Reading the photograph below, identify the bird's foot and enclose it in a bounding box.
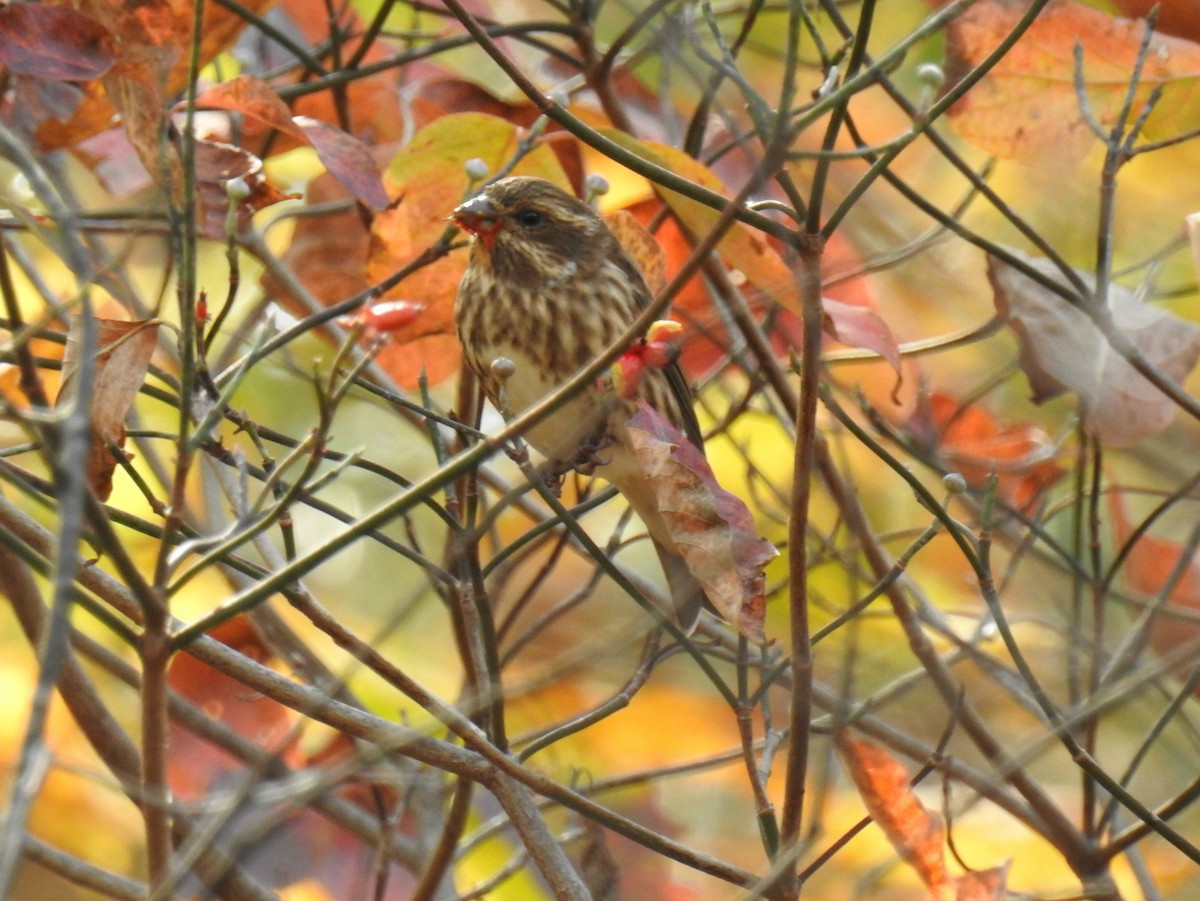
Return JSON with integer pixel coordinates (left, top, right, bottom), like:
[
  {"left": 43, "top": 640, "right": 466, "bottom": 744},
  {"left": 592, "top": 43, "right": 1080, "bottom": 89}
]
[
  {"left": 567, "top": 430, "right": 614, "bottom": 477},
  {"left": 536, "top": 460, "right": 566, "bottom": 497},
  {"left": 537, "top": 431, "right": 614, "bottom": 492}
]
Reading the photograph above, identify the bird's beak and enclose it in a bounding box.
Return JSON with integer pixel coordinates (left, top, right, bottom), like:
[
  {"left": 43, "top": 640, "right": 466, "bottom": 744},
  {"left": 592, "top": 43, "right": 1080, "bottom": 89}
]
[{"left": 453, "top": 194, "right": 502, "bottom": 251}]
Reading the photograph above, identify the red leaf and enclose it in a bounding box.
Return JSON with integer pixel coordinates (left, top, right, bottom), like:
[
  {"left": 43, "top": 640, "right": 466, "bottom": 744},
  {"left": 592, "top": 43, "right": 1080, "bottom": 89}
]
[
  {"left": 194, "top": 75, "right": 302, "bottom": 138},
  {"left": 193, "top": 77, "right": 389, "bottom": 211},
  {"left": 0, "top": 4, "right": 115, "bottom": 81},
  {"left": 625, "top": 405, "right": 777, "bottom": 640}
]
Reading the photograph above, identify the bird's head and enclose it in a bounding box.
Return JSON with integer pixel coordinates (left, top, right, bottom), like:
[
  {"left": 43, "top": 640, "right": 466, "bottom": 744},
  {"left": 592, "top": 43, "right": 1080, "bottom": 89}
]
[{"left": 452, "top": 177, "right": 608, "bottom": 283}]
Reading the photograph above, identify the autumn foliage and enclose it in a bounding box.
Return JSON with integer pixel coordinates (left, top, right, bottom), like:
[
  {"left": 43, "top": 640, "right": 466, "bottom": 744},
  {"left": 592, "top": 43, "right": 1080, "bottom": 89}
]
[{"left": 4, "top": 1, "right": 1200, "bottom": 900}]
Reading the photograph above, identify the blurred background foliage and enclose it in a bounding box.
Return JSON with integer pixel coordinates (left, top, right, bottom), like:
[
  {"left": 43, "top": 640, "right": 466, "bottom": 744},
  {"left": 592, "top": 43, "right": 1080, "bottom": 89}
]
[{"left": 3, "top": 0, "right": 1200, "bottom": 899}]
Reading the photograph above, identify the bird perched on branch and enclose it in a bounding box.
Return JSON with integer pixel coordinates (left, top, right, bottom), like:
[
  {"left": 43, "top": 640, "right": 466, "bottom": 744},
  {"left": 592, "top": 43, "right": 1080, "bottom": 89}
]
[{"left": 453, "top": 175, "right": 707, "bottom": 631}]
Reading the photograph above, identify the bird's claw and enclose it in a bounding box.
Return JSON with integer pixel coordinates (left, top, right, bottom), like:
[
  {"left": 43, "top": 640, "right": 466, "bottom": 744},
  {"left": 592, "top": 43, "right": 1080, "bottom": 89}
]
[
  {"left": 569, "top": 430, "right": 614, "bottom": 476},
  {"left": 536, "top": 460, "right": 566, "bottom": 497},
  {"left": 537, "top": 431, "right": 614, "bottom": 492}
]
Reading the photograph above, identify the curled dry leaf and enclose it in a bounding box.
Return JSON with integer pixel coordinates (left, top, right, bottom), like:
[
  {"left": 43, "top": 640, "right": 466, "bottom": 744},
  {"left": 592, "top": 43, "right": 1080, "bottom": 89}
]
[
  {"left": 944, "top": 0, "right": 1200, "bottom": 163},
  {"left": 624, "top": 404, "right": 776, "bottom": 641},
  {"left": 57, "top": 315, "right": 160, "bottom": 501},
  {"left": 988, "top": 249, "right": 1200, "bottom": 447}
]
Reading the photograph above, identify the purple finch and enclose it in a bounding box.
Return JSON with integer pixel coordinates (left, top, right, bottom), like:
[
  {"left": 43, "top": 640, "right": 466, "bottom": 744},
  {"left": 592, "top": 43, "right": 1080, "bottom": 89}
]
[{"left": 453, "top": 176, "right": 707, "bottom": 631}]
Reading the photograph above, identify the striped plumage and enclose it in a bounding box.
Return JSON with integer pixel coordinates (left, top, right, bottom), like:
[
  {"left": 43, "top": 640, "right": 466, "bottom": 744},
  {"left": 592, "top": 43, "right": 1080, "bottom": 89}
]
[{"left": 453, "top": 176, "right": 706, "bottom": 630}]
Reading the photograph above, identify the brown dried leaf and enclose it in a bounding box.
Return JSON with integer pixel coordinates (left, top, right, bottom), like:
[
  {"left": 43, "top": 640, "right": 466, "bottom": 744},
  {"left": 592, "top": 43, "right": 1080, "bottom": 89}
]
[
  {"left": 58, "top": 316, "right": 159, "bottom": 500},
  {"left": 989, "top": 249, "right": 1200, "bottom": 446},
  {"left": 625, "top": 404, "right": 776, "bottom": 641},
  {"left": 944, "top": 0, "right": 1200, "bottom": 162},
  {"left": 0, "top": 4, "right": 115, "bottom": 81}
]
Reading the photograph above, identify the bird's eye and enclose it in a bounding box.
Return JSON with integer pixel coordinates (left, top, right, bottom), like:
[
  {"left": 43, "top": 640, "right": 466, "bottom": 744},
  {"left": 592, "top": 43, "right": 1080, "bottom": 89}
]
[{"left": 515, "top": 209, "right": 543, "bottom": 228}]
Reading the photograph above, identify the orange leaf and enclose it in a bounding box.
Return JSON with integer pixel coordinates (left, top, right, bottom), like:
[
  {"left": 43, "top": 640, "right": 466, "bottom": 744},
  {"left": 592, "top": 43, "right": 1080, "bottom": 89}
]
[
  {"left": 605, "top": 209, "right": 668, "bottom": 294},
  {"left": 624, "top": 404, "right": 776, "bottom": 640},
  {"left": 601, "top": 131, "right": 802, "bottom": 310},
  {"left": 57, "top": 315, "right": 159, "bottom": 501},
  {"left": 909, "top": 392, "right": 1065, "bottom": 511},
  {"left": 1110, "top": 488, "right": 1200, "bottom": 661},
  {"left": 837, "top": 733, "right": 954, "bottom": 896},
  {"left": 944, "top": 0, "right": 1200, "bottom": 162},
  {"left": 194, "top": 75, "right": 304, "bottom": 140}
]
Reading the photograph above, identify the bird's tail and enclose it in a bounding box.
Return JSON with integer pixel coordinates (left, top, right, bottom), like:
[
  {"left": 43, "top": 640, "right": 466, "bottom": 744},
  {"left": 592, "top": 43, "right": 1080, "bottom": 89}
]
[{"left": 652, "top": 539, "right": 705, "bottom": 634}]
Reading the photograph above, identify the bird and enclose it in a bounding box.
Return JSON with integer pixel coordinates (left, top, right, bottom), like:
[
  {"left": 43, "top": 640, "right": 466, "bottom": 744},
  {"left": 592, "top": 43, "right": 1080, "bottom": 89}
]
[{"left": 452, "top": 175, "right": 707, "bottom": 632}]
